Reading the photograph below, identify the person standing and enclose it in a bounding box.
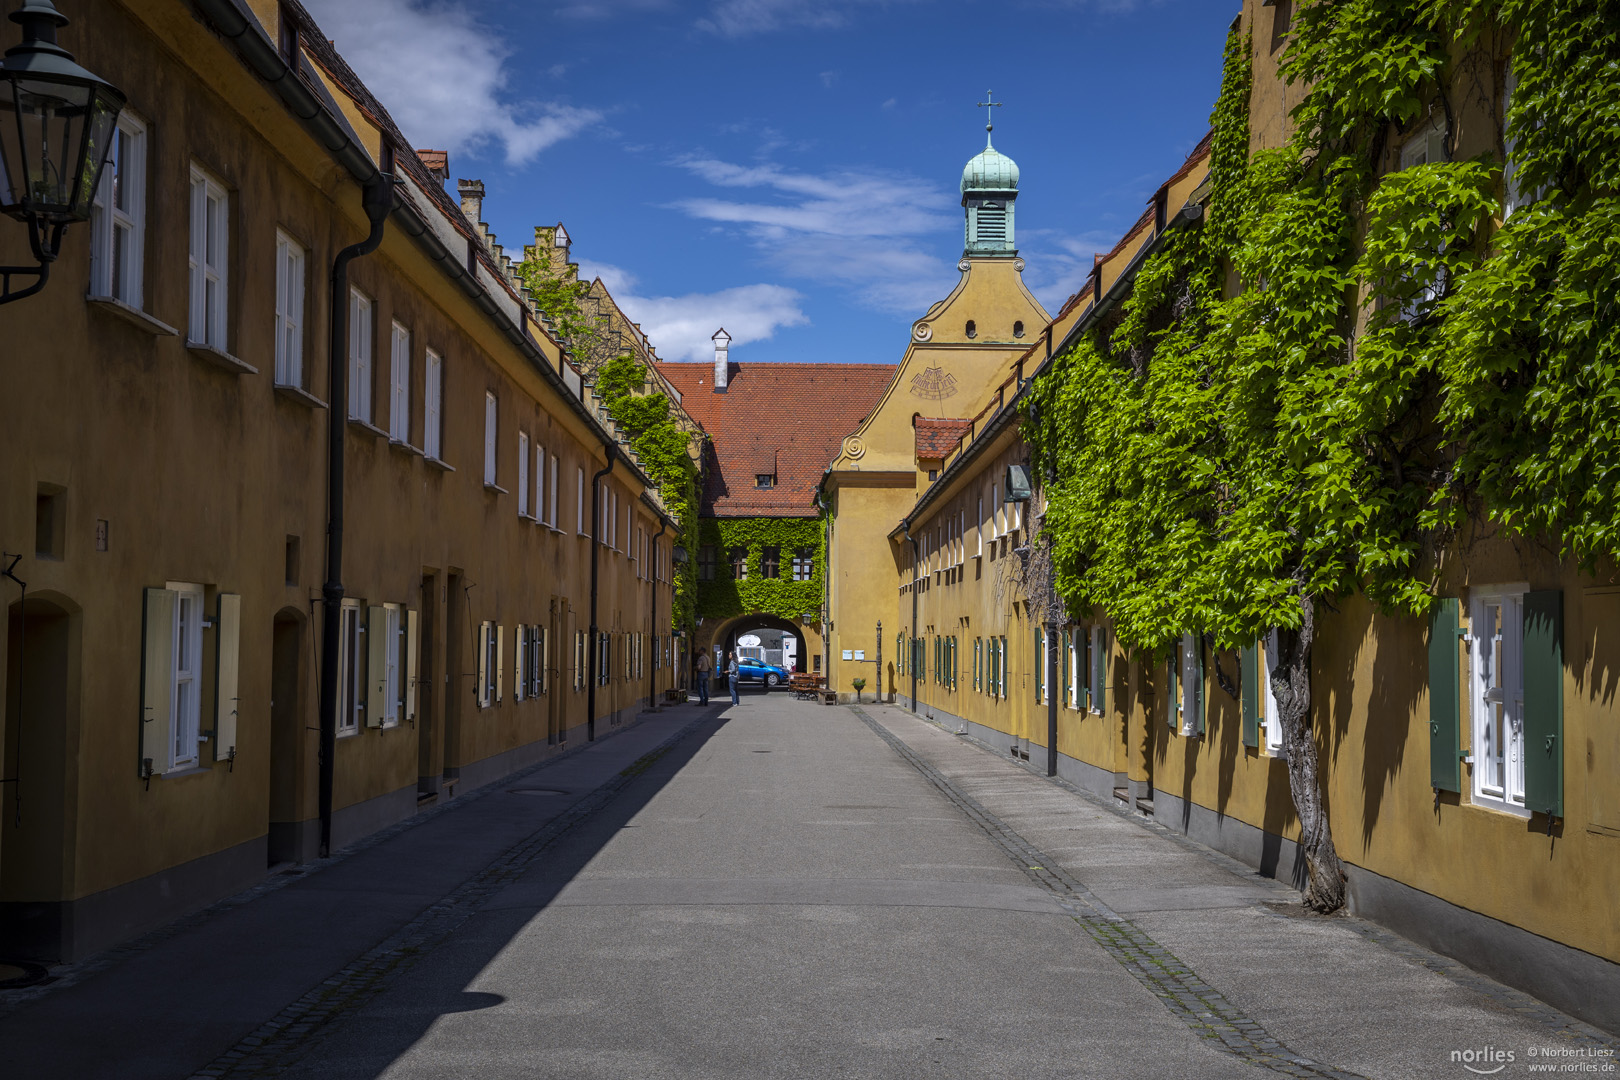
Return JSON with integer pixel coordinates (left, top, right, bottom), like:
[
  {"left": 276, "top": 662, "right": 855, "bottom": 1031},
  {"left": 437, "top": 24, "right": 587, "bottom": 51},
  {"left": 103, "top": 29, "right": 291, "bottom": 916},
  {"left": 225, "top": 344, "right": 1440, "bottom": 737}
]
[
  {"left": 727, "top": 651, "right": 741, "bottom": 705},
  {"left": 695, "top": 649, "right": 712, "bottom": 705}
]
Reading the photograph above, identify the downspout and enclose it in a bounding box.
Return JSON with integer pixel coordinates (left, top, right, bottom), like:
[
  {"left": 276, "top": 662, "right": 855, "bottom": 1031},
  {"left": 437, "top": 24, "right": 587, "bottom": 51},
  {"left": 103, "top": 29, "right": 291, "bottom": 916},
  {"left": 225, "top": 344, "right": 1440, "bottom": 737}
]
[
  {"left": 1047, "top": 621, "right": 1059, "bottom": 777},
  {"left": 905, "top": 526, "right": 920, "bottom": 713},
  {"left": 586, "top": 446, "right": 618, "bottom": 741},
  {"left": 650, "top": 517, "right": 667, "bottom": 712},
  {"left": 318, "top": 176, "right": 394, "bottom": 859}
]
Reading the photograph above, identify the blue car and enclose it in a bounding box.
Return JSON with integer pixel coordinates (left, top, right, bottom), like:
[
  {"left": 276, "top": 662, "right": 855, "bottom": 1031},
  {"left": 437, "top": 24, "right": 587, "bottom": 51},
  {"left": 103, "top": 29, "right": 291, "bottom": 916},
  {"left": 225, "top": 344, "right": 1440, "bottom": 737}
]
[{"left": 735, "top": 657, "right": 791, "bottom": 689}]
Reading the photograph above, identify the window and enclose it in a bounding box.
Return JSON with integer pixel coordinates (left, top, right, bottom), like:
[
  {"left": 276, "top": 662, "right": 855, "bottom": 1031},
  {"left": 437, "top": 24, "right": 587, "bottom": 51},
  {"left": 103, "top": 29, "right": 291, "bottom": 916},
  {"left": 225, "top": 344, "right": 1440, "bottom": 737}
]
[
  {"left": 1169, "top": 632, "right": 1203, "bottom": 735},
  {"left": 1501, "top": 61, "right": 1540, "bottom": 218},
  {"left": 338, "top": 600, "right": 363, "bottom": 735},
  {"left": 1013, "top": 320, "right": 1024, "bottom": 339},
  {"left": 534, "top": 445, "right": 545, "bottom": 523},
  {"left": 273, "top": 232, "right": 305, "bottom": 386},
  {"left": 577, "top": 468, "right": 586, "bottom": 534},
  {"left": 756, "top": 474, "right": 774, "bottom": 489},
  {"left": 762, "top": 546, "right": 780, "bottom": 579},
  {"left": 483, "top": 393, "right": 499, "bottom": 485},
  {"left": 349, "top": 288, "right": 373, "bottom": 421},
  {"left": 518, "top": 432, "right": 531, "bottom": 517},
  {"left": 729, "top": 546, "right": 747, "bottom": 580},
  {"left": 527, "top": 625, "right": 546, "bottom": 696},
  {"left": 477, "top": 621, "right": 498, "bottom": 708},
  {"left": 1090, "top": 626, "right": 1107, "bottom": 715},
  {"left": 1269, "top": 0, "right": 1293, "bottom": 52},
  {"left": 1261, "top": 630, "right": 1283, "bottom": 755},
  {"left": 698, "top": 545, "right": 716, "bottom": 581},
  {"left": 974, "top": 637, "right": 982, "bottom": 692},
  {"left": 976, "top": 497, "right": 984, "bottom": 556},
  {"left": 379, "top": 604, "right": 404, "bottom": 728},
  {"left": 1034, "top": 628, "right": 1045, "bottom": 703},
  {"left": 389, "top": 323, "right": 411, "bottom": 442},
  {"left": 91, "top": 112, "right": 146, "bottom": 305},
  {"left": 188, "top": 166, "right": 229, "bottom": 348},
  {"left": 424, "top": 349, "right": 443, "bottom": 459},
  {"left": 548, "top": 454, "right": 559, "bottom": 526},
  {"left": 791, "top": 547, "right": 813, "bottom": 581},
  {"left": 574, "top": 630, "right": 586, "bottom": 691},
  {"left": 965, "top": 319, "right": 977, "bottom": 339},
  {"left": 597, "top": 632, "right": 611, "bottom": 686},
  {"left": 1469, "top": 586, "right": 1528, "bottom": 815},
  {"left": 515, "top": 624, "right": 527, "bottom": 701},
  {"left": 167, "top": 582, "right": 204, "bottom": 767}
]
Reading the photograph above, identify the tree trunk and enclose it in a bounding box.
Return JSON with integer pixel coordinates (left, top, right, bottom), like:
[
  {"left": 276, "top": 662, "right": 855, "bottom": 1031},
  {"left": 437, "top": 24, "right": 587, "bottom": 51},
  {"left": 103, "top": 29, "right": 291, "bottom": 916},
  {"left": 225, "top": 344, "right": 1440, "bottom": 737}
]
[{"left": 1270, "top": 594, "right": 1348, "bottom": 913}]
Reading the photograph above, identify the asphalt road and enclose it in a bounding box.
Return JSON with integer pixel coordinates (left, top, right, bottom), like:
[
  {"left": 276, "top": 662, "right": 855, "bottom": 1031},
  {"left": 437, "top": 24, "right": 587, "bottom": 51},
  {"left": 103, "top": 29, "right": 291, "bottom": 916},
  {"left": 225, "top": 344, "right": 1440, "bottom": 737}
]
[{"left": 4, "top": 693, "right": 1614, "bottom": 1079}]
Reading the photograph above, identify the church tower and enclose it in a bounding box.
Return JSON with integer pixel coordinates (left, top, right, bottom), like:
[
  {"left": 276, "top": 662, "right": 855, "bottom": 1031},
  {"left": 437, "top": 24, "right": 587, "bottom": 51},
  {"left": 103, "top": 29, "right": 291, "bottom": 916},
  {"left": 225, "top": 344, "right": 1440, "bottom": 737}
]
[{"left": 961, "top": 93, "right": 1020, "bottom": 257}]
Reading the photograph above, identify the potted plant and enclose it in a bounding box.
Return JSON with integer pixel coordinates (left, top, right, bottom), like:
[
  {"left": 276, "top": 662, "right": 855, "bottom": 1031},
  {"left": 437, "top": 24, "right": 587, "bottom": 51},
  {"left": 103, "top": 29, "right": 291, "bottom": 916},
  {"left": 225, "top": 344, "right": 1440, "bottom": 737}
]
[{"left": 851, "top": 677, "right": 866, "bottom": 703}]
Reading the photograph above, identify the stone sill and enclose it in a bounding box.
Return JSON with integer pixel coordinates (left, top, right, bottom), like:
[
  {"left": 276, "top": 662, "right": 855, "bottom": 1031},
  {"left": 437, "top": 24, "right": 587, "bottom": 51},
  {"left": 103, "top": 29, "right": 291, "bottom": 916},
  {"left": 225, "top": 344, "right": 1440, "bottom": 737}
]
[
  {"left": 483, "top": 481, "right": 508, "bottom": 496},
  {"left": 389, "top": 439, "right": 424, "bottom": 458},
  {"left": 87, "top": 294, "right": 177, "bottom": 336},
  {"left": 187, "top": 341, "right": 257, "bottom": 375},
  {"left": 347, "top": 417, "right": 388, "bottom": 439},
  {"left": 273, "top": 383, "right": 327, "bottom": 409},
  {"left": 425, "top": 457, "right": 456, "bottom": 473}
]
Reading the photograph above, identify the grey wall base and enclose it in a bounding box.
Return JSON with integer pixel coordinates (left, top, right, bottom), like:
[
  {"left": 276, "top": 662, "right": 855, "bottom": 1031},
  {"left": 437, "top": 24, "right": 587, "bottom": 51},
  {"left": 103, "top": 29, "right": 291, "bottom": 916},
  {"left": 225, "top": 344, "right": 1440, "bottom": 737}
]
[
  {"left": 896, "top": 699, "right": 1620, "bottom": 1036},
  {"left": 1, "top": 834, "right": 266, "bottom": 962}
]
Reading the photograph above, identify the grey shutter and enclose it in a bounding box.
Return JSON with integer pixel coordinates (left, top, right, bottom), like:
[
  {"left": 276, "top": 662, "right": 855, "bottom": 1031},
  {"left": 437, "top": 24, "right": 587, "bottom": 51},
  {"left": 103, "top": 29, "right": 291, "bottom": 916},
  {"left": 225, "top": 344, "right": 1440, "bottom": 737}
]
[
  {"left": 367, "top": 606, "right": 386, "bottom": 727},
  {"left": 215, "top": 592, "right": 241, "bottom": 761},
  {"left": 1241, "top": 641, "right": 1260, "bottom": 748},
  {"left": 140, "top": 587, "right": 177, "bottom": 775},
  {"left": 1428, "top": 598, "right": 1462, "bottom": 792},
  {"left": 1523, "top": 590, "right": 1564, "bottom": 819}
]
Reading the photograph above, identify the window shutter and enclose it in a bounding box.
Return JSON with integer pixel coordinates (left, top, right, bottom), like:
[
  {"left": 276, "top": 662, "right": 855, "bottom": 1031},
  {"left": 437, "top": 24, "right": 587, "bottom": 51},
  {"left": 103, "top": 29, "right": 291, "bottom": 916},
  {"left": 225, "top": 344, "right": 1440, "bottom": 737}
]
[
  {"left": 477, "top": 624, "right": 490, "bottom": 707},
  {"left": 1428, "top": 598, "right": 1462, "bottom": 792},
  {"left": 1061, "top": 630, "right": 1071, "bottom": 706},
  {"left": 366, "top": 606, "right": 386, "bottom": 727},
  {"left": 514, "top": 625, "right": 526, "bottom": 701},
  {"left": 518, "top": 434, "right": 530, "bottom": 516},
  {"left": 140, "top": 587, "right": 177, "bottom": 775},
  {"left": 188, "top": 178, "right": 206, "bottom": 341},
  {"left": 1241, "top": 641, "right": 1259, "bottom": 748},
  {"left": 1523, "top": 590, "right": 1564, "bottom": 819},
  {"left": 1093, "top": 629, "right": 1106, "bottom": 716},
  {"left": 289, "top": 246, "right": 305, "bottom": 382},
  {"left": 214, "top": 592, "right": 241, "bottom": 761},
  {"left": 405, "top": 608, "right": 419, "bottom": 721},
  {"left": 496, "top": 624, "right": 505, "bottom": 703}
]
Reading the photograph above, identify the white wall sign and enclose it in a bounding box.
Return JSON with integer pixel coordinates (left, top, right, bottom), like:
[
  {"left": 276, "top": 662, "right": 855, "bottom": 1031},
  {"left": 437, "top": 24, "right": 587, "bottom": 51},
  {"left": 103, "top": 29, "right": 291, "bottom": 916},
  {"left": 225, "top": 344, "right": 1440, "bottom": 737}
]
[{"left": 842, "top": 649, "right": 853, "bottom": 660}]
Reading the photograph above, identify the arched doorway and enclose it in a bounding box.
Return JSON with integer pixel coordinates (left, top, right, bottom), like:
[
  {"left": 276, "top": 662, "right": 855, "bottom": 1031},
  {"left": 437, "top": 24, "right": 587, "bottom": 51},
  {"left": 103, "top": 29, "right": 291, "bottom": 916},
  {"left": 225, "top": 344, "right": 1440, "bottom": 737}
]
[
  {"left": 702, "top": 613, "right": 813, "bottom": 678},
  {"left": 3, "top": 592, "right": 81, "bottom": 961}
]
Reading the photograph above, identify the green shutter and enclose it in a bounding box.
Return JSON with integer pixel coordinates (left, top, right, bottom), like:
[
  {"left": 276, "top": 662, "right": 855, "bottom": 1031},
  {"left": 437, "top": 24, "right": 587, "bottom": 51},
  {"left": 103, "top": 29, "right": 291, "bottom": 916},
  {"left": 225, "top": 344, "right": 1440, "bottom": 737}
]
[
  {"left": 1428, "top": 598, "right": 1462, "bottom": 793},
  {"left": 1523, "top": 590, "right": 1564, "bottom": 819},
  {"left": 1241, "top": 641, "right": 1259, "bottom": 748}
]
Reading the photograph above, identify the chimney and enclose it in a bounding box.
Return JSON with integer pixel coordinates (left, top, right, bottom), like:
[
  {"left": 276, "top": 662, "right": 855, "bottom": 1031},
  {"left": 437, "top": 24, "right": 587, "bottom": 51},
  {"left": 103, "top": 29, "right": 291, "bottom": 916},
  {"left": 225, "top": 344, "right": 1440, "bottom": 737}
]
[
  {"left": 712, "top": 327, "right": 732, "bottom": 392},
  {"left": 418, "top": 149, "right": 449, "bottom": 185},
  {"left": 458, "top": 178, "right": 485, "bottom": 229}
]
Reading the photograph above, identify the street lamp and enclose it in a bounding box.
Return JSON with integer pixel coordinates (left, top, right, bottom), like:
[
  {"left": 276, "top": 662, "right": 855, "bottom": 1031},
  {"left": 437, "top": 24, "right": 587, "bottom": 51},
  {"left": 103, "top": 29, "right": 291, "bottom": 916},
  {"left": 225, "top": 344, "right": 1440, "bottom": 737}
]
[{"left": 0, "top": 0, "right": 125, "bottom": 305}]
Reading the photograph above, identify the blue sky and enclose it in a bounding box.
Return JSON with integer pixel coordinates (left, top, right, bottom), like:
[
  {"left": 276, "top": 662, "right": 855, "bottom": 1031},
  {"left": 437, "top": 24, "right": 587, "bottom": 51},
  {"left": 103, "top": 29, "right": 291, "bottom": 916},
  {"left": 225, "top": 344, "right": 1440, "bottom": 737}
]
[{"left": 300, "top": 0, "right": 1237, "bottom": 365}]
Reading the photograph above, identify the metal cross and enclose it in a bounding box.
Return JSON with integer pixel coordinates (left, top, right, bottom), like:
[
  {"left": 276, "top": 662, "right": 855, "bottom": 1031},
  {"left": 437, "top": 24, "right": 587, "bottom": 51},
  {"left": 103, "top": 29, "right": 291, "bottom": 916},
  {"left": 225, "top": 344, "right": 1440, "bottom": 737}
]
[{"left": 978, "top": 90, "right": 1002, "bottom": 134}]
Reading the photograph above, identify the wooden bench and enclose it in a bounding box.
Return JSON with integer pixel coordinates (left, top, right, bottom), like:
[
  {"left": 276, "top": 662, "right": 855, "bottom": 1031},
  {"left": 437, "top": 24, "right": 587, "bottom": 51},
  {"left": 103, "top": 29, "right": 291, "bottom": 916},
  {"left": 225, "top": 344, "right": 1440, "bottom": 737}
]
[{"left": 789, "top": 673, "right": 822, "bottom": 700}]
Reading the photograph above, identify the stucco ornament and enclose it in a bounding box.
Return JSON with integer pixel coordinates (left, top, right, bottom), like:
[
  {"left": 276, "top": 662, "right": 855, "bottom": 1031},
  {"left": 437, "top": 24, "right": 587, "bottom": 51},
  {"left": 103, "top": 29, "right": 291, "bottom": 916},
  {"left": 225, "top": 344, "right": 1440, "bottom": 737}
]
[
  {"left": 957, "top": 258, "right": 972, "bottom": 272},
  {"left": 842, "top": 435, "right": 867, "bottom": 460},
  {"left": 910, "top": 366, "right": 959, "bottom": 401},
  {"left": 1013, "top": 257, "right": 1025, "bottom": 272},
  {"left": 913, "top": 322, "right": 933, "bottom": 342}
]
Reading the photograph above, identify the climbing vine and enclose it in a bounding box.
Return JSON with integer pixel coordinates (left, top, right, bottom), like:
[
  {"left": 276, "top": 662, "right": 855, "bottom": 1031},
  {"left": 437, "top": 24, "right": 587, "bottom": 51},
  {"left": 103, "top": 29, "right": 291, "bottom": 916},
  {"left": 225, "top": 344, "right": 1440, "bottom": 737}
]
[
  {"left": 695, "top": 517, "right": 825, "bottom": 623},
  {"left": 594, "top": 354, "right": 702, "bottom": 630},
  {"left": 1025, "top": 1, "right": 1620, "bottom": 912}
]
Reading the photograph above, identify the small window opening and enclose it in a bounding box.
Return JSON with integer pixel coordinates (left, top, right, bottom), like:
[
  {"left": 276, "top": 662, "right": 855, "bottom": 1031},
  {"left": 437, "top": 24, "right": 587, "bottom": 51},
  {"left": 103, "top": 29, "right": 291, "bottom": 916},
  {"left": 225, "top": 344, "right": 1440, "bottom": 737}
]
[
  {"left": 755, "top": 473, "right": 775, "bottom": 489},
  {"left": 965, "top": 320, "right": 977, "bottom": 339},
  {"left": 928, "top": 469, "right": 939, "bottom": 481},
  {"left": 1013, "top": 320, "right": 1025, "bottom": 339},
  {"left": 35, "top": 484, "right": 64, "bottom": 560},
  {"left": 285, "top": 535, "right": 301, "bottom": 586},
  {"left": 1269, "top": 0, "right": 1293, "bottom": 53}
]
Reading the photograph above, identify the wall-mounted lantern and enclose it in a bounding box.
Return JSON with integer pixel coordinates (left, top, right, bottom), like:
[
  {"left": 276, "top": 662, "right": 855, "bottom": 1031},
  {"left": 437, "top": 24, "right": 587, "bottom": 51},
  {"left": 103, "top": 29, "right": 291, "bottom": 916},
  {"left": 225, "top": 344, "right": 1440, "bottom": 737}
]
[
  {"left": 0, "top": 0, "right": 125, "bottom": 305},
  {"left": 1004, "top": 464, "right": 1032, "bottom": 503}
]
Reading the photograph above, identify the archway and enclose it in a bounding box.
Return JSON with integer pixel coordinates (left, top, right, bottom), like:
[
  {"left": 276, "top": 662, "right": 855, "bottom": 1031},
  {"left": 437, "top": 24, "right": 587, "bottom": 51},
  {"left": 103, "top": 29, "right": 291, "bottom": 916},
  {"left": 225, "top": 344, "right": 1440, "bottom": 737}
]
[
  {"left": 701, "top": 613, "right": 813, "bottom": 677},
  {"left": 3, "top": 592, "right": 81, "bottom": 961}
]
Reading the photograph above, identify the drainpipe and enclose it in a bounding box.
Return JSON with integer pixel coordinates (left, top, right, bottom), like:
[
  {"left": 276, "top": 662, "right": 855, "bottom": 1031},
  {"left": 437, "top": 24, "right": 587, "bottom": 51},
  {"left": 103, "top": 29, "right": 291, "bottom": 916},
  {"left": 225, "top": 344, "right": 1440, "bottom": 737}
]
[
  {"left": 318, "top": 176, "right": 394, "bottom": 859},
  {"left": 905, "top": 525, "right": 920, "bottom": 713},
  {"left": 1047, "top": 620, "right": 1059, "bottom": 777},
  {"left": 650, "top": 517, "right": 667, "bottom": 712},
  {"left": 586, "top": 446, "right": 618, "bottom": 740}
]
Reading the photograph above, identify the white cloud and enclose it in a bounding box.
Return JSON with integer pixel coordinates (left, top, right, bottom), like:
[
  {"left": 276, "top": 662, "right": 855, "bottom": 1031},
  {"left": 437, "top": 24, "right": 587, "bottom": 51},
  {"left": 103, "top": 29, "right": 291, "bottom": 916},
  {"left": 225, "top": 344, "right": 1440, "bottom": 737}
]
[
  {"left": 819, "top": 70, "right": 841, "bottom": 88},
  {"left": 581, "top": 262, "right": 810, "bottom": 362},
  {"left": 668, "top": 156, "right": 957, "bottom": 313},
  {"left": 300, "top": 0, "right": 602, "bottom": 166}
]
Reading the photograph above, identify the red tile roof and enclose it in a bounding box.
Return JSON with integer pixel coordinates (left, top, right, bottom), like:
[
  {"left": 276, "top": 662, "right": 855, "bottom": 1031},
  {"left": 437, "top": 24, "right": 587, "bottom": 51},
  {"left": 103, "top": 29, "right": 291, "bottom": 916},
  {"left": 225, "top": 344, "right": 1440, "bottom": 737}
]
[
  {"left": 655, "top": 361, "right": 897, "bottom": 517},
  {"left": 915, "top": 417, "right": 973, "bottom": 460}
]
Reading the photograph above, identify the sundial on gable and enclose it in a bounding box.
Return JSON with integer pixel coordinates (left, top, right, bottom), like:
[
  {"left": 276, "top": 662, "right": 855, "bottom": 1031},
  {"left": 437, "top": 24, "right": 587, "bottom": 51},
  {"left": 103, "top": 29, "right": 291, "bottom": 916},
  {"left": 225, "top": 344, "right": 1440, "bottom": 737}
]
[{"left": 910, "top": 366, "right": 958, "bottom": 401}]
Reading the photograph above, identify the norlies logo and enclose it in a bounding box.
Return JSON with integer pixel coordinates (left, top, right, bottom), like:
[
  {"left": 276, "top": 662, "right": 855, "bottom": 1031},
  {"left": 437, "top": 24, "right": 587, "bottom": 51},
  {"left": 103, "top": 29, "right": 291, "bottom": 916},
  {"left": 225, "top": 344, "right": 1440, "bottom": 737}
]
[{"left": 1452, "top": 1047, "right": 1516, "bottom": 1074}]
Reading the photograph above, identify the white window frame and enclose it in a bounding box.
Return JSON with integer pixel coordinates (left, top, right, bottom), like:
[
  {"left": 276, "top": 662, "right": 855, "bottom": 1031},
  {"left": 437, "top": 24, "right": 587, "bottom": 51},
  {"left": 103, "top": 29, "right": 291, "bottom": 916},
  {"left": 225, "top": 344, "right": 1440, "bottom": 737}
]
[
  {"left": 1090, "top": 627, "right": 1106, "bottom": 715},
  {"left": 1177, "top": 632, "right": 1199, "bottom": 735},
  {"left": 477, "top": 621, "right": 496, "bottom": 708},
  {"left": 91, "top": 111, "right": 146, "bottom": 306},
  {"left": 188, "top": 165, "right": 229, "bottom": 348},
  {"left": 483, "top": 392, "right": 499, "bottom": 485},
  {"left": 518, "top": 432, "right": 531, "bottom": 517},
  {"left": 273, "top": 231, "right": 305, "bottom": 387},
  {"left": 515, "top": 624, "right": 527, "bottom": 702},
  {"left": 381, "top": 603, "right": 404, "bottom": 728},
  {"left": 389, "top": 321, "right": 411, "bottom": 443},
  {"left": 338, "top": 599, "right": 364, "bottom": 736},
  {"left": 1469, "top": 584, "right": 1530, "bottom": 817},
  {"left": 167, "top": 581, "right": 204, "bottom": 769},
  {"left": 1260, "top": 630, "right": 1285, "bottom": 756},
  {"left": 549, "top": 454, "right": 559, "bottom": 526},
  {"left": 349, "top": 287, "right": 373, "bottom": 421},
  {"left": 424, "top": 348, "right": 443, "bottom": 460},
  {"left": 535, "top": 445, "right": 546, "bottom": 524},
  {"left": 576, "top": 467, "right": 586, "bottom": 534}
]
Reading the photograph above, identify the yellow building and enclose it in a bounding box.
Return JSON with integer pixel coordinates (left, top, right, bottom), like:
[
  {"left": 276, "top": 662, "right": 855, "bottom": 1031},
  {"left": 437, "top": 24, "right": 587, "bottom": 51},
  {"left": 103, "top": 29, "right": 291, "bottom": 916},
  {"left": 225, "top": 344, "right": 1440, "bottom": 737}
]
[
  {"left": 823, "top": 5, "right": 1620, "bottom": 1032},
  {"left": 0, "top": 0, "right": 679, "bottom": 961}
]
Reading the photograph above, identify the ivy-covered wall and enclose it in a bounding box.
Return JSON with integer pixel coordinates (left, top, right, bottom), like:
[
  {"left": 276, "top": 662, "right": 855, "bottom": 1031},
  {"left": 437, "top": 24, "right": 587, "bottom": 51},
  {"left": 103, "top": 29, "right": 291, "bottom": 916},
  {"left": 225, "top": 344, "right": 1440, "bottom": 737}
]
[{"left": 695, "top": 516, "right": 825, "bottom": 623}]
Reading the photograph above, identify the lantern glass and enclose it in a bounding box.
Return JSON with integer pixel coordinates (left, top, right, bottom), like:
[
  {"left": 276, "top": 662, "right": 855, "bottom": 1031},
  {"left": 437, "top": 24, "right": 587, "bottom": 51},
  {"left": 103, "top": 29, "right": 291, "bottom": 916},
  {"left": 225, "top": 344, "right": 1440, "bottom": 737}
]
[{"left": 0, "top": 69, "right": 121, "bottom": 223}]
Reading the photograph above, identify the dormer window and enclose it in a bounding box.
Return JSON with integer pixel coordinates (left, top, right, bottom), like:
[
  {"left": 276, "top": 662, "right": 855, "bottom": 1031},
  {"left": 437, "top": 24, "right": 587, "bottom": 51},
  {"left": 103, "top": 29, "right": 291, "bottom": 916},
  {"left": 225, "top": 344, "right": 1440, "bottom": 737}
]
[
  {"left": 1013, "top": 320, "right": 1024, "bottom": 339},
  {"left": 965, "top": 320, "right": 977, "bottom": 339},
  {"left": 756, "top": 474, "right": 775, "bottom": 489}
]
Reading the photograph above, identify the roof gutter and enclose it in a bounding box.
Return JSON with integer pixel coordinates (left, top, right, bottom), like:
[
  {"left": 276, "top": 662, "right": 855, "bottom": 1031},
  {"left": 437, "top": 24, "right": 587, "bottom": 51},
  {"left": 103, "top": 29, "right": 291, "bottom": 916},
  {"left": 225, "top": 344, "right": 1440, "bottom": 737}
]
[
  {"left": 192, "top": 0, "right": 660, "bottom": 493},
  {"left": 894, "top": 200, "right": 1204, "bottom": 537}
]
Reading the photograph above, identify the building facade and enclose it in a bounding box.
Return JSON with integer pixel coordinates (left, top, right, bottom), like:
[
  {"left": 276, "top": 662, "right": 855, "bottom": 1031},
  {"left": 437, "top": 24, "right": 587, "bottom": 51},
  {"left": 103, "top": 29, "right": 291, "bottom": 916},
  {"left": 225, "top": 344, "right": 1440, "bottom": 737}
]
[{"left": 0, "top": 0, "right": 679, "bottom": 961}]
